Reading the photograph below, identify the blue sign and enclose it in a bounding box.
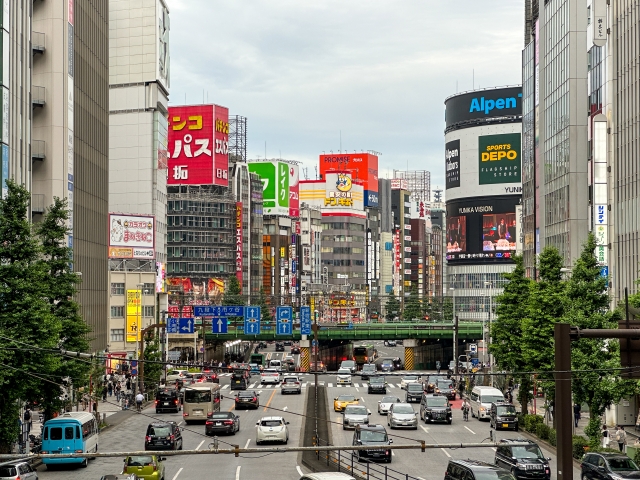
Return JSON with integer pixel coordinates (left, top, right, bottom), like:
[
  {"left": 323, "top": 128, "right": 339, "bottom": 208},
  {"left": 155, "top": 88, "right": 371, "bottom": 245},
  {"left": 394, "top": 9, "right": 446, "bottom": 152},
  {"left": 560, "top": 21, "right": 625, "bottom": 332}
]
[
  {"left": 167, "top": 317, "right": 179, "bottom": 334},
  {"left": 194, "top": 305, "right": 219, "bottom": 317},
  {"left": 178, "top": 317, "right": 195, "bottom": 334},
  {"left": 276, "top": 306, "right": 293, "bottom": 335},
  {"left": 212, "top": 317, "right": 228, "bottom": 334},
  {"left": 469, "top": 343, "right": 478, "bottom": 354},
  {"left": 300, "top": 306, "right": 311, "bottom": 335},
  {"left": 244, "top": 306, "right": 261, "bottom": 335},
  {"left": 211, "top": 306, "right": 245, "bottom": 317},
  {"left": 346, "top": 323, "right": 353, "bottom": 330},
  {"left": 292, "top": 260, "right": 297, "bottom": 274},
  {"left": 600, "top": 266, "right": 609, "bottom": 278}
]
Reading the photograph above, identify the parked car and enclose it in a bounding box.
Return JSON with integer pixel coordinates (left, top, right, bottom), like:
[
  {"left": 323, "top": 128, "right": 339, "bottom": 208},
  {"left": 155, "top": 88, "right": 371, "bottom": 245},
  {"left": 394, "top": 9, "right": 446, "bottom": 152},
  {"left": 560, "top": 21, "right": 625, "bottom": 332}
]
[
  {"left": 387, "top": 403, "right": 418, "bottom": 430},
  {"left": 205, "top": 411, "right": 240, "bottom": 435},
  {"left": 352, "top": 424, "right": 392, "bottom": 464},
  {"left": 419, "top": 394, "right": 452, "bottom": 424},
  {"left": 377, "top": 396, "right": 401, "bottom": 415},
  {"left": 445, "top": 459, "right": 516, "bottom": 480},
  {"left": 255, "top": 417, "right": 289, "bottom": 445},
  {"left": 496, "top": 439, "right": 550, "bottom": 480},
  {"left": 122, "top": 455, "right": 165, "bottom": 480},
  {"left": 342, "top": 404, "right": 370, "bottom": 430},
  {"left": 144, "top": 421, "right": 183, "bottom": 451}
]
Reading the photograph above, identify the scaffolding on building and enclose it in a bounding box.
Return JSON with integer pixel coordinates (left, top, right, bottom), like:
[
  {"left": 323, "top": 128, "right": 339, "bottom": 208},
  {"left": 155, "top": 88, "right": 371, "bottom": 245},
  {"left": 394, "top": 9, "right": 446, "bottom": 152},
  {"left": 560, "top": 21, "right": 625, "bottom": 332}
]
[
  {"left": 229, "top": 115, "right": 247, "bottom": 164},
  {"left": 393, "top": 169, "right": 432, "bottom": 203}
]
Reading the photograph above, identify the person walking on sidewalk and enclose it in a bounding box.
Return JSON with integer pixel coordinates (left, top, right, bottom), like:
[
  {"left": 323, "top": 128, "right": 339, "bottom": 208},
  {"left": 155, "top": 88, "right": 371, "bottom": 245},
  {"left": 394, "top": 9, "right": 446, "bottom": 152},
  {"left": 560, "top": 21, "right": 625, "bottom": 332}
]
[
  {"left": 573, "top": 402, "right": 581, "bottom": 427},
  {"left": 602, "top": 424, "right": 610, "bottom": 449},
  {"left": 615, "top": 425, "right": 627, "bottom": 452}
]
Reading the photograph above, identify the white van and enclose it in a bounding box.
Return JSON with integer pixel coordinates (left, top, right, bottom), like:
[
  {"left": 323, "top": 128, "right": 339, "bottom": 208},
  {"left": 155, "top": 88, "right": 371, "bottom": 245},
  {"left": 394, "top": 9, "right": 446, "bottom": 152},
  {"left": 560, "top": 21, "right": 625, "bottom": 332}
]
[
  {"left": 269, "top": 359, "right": 282, "bottom": 372},
  {"left": 469, "top": 386, "right": 504, "bottom": 420}
]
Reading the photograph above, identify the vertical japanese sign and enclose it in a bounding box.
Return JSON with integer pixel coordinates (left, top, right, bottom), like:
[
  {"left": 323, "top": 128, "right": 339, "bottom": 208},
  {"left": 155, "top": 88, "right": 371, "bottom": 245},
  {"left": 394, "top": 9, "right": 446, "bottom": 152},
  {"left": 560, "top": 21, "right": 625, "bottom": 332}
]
[
  {"left": 168, "top": 104, "right": 229, "bottom": 186},
  {"left": 247, "top": 161, "right": 290, "bottom": 215},
  {"left": 235, "top": 202, "right": 243, "bottom": 283},
  {"left": 393, "top": 231, "right": 401, "bottom": 296},
  {"left": 126, "top": 290, "right": 141, "bottom": 343},
  {"left": 155, "top": 261, "right": 166, "bottom": 293},
  {"left": 67, "top": 0, "right": 74, "bottom": 248},
  {"left": 289, "top": 164, "right": 299, "bottom": 217}
]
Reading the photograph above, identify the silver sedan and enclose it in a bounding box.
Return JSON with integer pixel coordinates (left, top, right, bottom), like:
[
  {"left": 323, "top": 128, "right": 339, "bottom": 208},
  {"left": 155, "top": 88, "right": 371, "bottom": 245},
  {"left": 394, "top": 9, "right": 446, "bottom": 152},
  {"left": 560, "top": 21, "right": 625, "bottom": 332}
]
[
  {"left": 343, "top": 405, "right": 370, "bottom": 430},
  {"left": 387, "top": 403, "right": 419, "bottom": 429},
  {"left": 377, "top": 396, "right": 401, "bottom": 415}
]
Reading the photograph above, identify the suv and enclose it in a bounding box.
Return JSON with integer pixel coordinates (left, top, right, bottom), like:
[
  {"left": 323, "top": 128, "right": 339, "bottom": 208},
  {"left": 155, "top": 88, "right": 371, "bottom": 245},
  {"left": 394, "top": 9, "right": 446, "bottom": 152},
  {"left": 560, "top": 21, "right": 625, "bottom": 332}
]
[
  {"left": 582, "top": 452, "right": 640, "bottom": 480},
  {"left": 368, "top": 376, "right": 387, "bottom": 394},
  {"left": 495, "top": 439, "right": 550, "bottom": 480},
  {"left": 0, "top": 460, "right": 37, "bottom": 480},
  {"left": 446, "top": 460, "right": 516, "bottom": 480},
  {"left": 275, "top": 342, "right": 285, "bottom": 352},
  {"left": 155, "top": 387, "right": 181, "bottom": 413},
  {"left": 352, "top": 424, "right": 393, "bottom": 464},
  {"left": 145, "top": 421, "right": 183, "bottom": 451},
  {"left": 361, "top": 364, "right": 378, "bottom": 381},
  {"left": 405, "top": 383, "right": 424, "bottom": 403},
  {"left": 490, "top": 402, "right": 518, "bottom": 431},
  {"left": 420, "top": 394, "right": 452, "bottom": 424}
]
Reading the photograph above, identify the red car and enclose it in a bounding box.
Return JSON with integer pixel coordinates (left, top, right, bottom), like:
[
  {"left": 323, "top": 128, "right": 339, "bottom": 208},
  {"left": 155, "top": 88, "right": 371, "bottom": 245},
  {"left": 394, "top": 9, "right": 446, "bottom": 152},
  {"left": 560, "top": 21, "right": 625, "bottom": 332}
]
[{"left": 204, "top": 373, "right": 219, "bottom": 383}]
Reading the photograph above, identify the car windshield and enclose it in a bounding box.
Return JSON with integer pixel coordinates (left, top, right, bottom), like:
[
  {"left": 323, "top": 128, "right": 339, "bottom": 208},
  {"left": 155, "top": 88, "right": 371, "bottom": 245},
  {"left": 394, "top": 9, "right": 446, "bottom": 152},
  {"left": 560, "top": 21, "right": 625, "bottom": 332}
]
[
  {"left": 407, "top": 384, "right": 423, "bottom": 392},
  {"left": 284, "top": 378, "right": 298, "bottom": 383},
  {"left": 609, "top": 458, "right": 640, "bottom": 472},
  {"left": 363, "top": 365, "right": 376, "bottom": 371},
  {"left": 345, "top": 406, "right": 368, "bottom": 415},
  {"left": 474, "top": 471, "right": 517, "bottom": 480},
  {"left": 360, "top": 430, "right": 388, "bottom": 442},
  {"left": 338, "top": 369, "right": 351, "bottom": 375},
  {"left": 341, "top": 361, "right": 355, "bottom": 367},
  {"left": 403, "top": 376, "right": 417, "bottom": 381},
  {"left": 127, "top": 456, "right": 154, "bottom": 467},
  {"left": 260, "top": 420, "right": 283, "bottom": 427},
  {"left": 263, "top": 369, "right": 277, "bottom": 374},
  {"left": 338, "top": 395, "right": 356, "bottom": 401},
  {"left": 381, "top": 396, "right": 400, "bottom": 404},
  {"left": 237, "top": 392, "right": 255, "bottom": 398},
  {"left": 392, "top": 405, "right": 414, "bottom": 414},
  {"left": 497, "top": 405, "right": 517, "bottom": 416},
  {"left": 148, "top": 426, "right": 171, "bottom": 437},
  {"left": 426, "top": 397, "right": 448, "bottom": 407},
  {"left": 437, "top": 380, "right": 453, "bottom": 388},
  {"left": 370, "top": 377, "right": 384, "bottom": 383},
  {"left": 512, "top": 445, "right": 544, "bottom": 459},
  {"left": 210, "top": 413, "right": 232, "bottom": 419},
  {"left": 481, "top": 395, "right": 505, "bottom": 404},
  {"left": 184, "top": 390, "right": 212, "bottom": 403}
]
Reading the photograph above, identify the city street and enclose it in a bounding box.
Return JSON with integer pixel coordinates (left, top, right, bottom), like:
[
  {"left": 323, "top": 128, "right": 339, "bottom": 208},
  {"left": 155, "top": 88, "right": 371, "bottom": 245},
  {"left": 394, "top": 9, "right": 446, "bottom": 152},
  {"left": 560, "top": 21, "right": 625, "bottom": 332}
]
[{"left": 35, "top": 342, "right": 580, "bottom": 480}]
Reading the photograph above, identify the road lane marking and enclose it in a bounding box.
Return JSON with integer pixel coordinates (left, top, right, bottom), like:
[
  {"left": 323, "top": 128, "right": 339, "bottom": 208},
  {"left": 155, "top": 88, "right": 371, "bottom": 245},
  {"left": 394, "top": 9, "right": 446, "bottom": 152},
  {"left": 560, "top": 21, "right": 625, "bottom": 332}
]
[
  {"left": 354, "top": 383, "right": 360, "bottom": 388},
  {"left": 249, "top": 383, "right": 256, "bottom": 388},
  {"left": 172, "top": 468, "right": 183, "bottom": 480},
  {"left": 355, "top": 388, "right": 359, "bottom": 392},
  {"left": 221, "top": 385, "right": 229, "bottom": 390},
  {"left": 264, "top": 388, "right": 277, "bottom": 411},
  {"left": 296, "top": 466, "right": 304, "bottom": 477},
  {"left": 359, "top": 397, "right": 365, "bottom": 403},
  {"left": 236, "top": 466, "right": 241, "bottom": 480},
  {"left": 244, "top": 439, "right": 251, "bottom": 449},
  {"left": 441, "top": 448, "right": 452, "bottom": 458},
  {"left": 328, "top": 383, "right": 333, "bottom": 387},
  {"left": 178, "top": 421, "right": 184, "bottom": 426},
  {"left": 464, "top": 426, "right": 476, "bottom": 434},
  {"left": 195, "top": 440, "right": 204, "bottom": 450},
  {"left": 283, "top": 406, "right": 288, "bottom": 411},
  {"left": 421, "top": 426, "right": 429, "bottom": 433},
  {"left": 228, "top": 404, "right": 235, "bottom": 412},
  {"left": 491, "top": 447, "right": 497, "bottom": 451}
]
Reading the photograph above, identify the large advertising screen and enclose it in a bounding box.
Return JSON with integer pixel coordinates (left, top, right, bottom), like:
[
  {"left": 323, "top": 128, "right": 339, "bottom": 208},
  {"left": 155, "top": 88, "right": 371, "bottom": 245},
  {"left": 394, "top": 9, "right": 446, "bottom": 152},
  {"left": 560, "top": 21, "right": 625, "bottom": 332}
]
[
  {"left": 319, "top": 153, "right": 379, "bottom": 207},
  {"left": 167, "top": 104, "right": 229, "bottom": 186},
  {"left": 446, "top": 196, "right": 519, "bottom": 264},
  {"left": 445, "top": 139, "right": 460, "bottom": 189},
  {"left": 478, "top": 133, "right": 521, "bottom": 185},
  {"left": 109, "top": 213, "right": 155, "bottom": 259},
  {"left": 248, "top": 161, "right": 290, "bottom": 216},
  {"left": 445, "top": 86, "right": 522, "bottom": 130}
]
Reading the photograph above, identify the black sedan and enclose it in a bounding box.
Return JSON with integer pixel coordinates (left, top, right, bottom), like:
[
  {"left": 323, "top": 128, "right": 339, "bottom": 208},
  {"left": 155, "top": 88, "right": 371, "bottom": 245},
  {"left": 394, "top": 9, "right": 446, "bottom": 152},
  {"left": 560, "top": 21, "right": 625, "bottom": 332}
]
[
  {"left": 205, "top": 412, "right": 240, "bottom": 435},
  {"left": 235, "top": 391, "right": 260, "bottom": 410}
]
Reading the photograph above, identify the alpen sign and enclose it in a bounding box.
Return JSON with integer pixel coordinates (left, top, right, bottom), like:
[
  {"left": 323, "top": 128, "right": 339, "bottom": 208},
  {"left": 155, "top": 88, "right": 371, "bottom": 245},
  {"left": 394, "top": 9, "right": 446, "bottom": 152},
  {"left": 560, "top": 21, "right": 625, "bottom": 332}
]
[{"left": 445, "top": 139, "right": 460, "bottom": 189}]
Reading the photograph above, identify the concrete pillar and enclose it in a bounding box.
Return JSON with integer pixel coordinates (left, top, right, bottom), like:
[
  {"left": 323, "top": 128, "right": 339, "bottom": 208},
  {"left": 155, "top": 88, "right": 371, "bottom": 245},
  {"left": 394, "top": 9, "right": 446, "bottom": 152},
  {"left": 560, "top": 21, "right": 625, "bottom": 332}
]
[
  {"left": 300, "top": 339, "right": 311, "bottom": 372},
  {"left": 403, "top": 339, "right": 418, "bottom": 371}
]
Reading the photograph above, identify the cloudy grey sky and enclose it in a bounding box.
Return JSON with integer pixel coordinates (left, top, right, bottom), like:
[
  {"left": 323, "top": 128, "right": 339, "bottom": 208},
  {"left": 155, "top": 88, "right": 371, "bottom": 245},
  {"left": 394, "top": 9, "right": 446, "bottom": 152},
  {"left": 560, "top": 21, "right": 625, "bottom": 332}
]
[{"left": 169, "top": 1, "right": 523, "bottom": 190}]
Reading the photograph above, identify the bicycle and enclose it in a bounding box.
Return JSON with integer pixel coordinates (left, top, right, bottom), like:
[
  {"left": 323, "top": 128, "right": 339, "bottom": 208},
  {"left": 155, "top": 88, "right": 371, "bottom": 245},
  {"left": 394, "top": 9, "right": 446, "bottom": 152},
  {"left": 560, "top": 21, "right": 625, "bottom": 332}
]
[
  {"left": 462, "top": 407, "right": 469, "bottom": 422},
  {"left": 136, "top": 401, "right": 142, "bottom": 413}
]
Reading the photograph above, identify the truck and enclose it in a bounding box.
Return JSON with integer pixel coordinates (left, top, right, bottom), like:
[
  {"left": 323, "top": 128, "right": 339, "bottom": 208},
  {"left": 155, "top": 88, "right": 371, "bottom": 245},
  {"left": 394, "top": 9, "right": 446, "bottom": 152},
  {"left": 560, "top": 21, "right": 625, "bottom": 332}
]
[{"left": 250, "top": 353, "right": 265, "bottom": 367}]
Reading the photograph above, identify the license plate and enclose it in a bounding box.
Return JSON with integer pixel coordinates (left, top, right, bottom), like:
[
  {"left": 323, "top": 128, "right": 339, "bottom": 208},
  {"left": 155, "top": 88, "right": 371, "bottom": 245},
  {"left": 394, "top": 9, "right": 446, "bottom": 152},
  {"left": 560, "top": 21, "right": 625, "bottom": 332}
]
[
  {"left": 216, "top": 422, "right": 222, "bottom": 426},
  {"left": 194, "top": 409, "right": 203, "bottom": 415},
  {"left": 164, "top": 402, "right": 169, "bottom": 405},
  {"left": 502, "top": 423, "right": 509, "bottom": 428}
]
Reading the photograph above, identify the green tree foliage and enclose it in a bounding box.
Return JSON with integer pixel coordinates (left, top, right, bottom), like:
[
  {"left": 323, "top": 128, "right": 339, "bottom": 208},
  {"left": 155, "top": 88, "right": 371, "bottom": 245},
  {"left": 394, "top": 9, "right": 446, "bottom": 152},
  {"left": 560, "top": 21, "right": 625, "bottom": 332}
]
[
  {"left": 223, "top": 276, "right": 244, "bottom": 306},
  {"left": 257, "top": 287, "right": 273, "bottom": 323},
  {"left": 35, "top": 197, "right": 91, "bottom": 419},
  {"left": 402, "top": 286, "right": 423, "bottom": 321},
  {"left": 0, "top": 182, "right": 61, "bottom": 452},
  {"left": 142, "top": 333, "right": 162, "bottom": 392},
  {"left": 521, "top": 246, "right": 566, "bottom": 400},
  {"left": 490, "top": 255, "right": 534, "bottom": 407},
  {"left": 384, "top": 295, "right": 401, "bottom": 321},
  {"left": 424, "top": 296, "right": 453, "bottom": 322}
]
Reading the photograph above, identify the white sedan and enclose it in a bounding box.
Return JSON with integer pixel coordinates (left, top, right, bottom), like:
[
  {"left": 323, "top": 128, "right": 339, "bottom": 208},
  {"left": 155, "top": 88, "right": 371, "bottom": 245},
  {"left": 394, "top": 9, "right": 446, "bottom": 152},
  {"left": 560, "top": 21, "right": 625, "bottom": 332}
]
[
  {"left": 260, "top": 369, "right": 281, "bottom": 385},
  {"left": 336, "top": 368, "right": 352, "bottom": 385},
  {"left": 400, "top": 375, "right": 421, "bottom": 390},
  {"left": 377, "top": 395, "right": 401, "bottom": 415},
  {"left": 256, "top": 416, "right": 289, "bottom": 444}
]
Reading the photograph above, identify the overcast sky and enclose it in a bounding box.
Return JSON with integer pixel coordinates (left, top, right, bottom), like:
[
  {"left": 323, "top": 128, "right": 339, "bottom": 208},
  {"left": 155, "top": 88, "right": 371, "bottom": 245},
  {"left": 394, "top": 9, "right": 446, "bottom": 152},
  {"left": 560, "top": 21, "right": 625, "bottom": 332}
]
[{"left": 169, "top": 1, "right": 523, "bottom": 190}]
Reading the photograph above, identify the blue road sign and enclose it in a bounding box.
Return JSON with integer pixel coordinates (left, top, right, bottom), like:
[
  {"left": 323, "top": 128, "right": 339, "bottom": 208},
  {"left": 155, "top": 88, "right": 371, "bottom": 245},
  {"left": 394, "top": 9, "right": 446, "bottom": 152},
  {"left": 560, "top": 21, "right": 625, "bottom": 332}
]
[
  {"left": 469, "top": 343, "right": 478, "bottom": 354},
  {"left": 211, "top": 317, "right": 228, "bottom": 334},
  {"left": 244, "top": 306, "right": 261, "bottom": 335},
  {"left": 276, "top": 306, "right": 293, "bottom": 335},
  {"left": 300, "top": 306, "right": 311, "bottom": 335},
  {"left": 218, "top": 306, "right": 245, "bottom": 317},
  {"left": 194, "top": 305, "right": 218, "bottom": 317},
  {"left": 178, "top": 317, "right": 195, "bottom": 334},
  {"left": 167, "top": 317, "right": 179, "bottom": 334},
  {"left": 346, "top": 323, "right": 354, "bottom": 330},
  {"left": 600, "top": 266, "right": 609, "bottom": 278}
]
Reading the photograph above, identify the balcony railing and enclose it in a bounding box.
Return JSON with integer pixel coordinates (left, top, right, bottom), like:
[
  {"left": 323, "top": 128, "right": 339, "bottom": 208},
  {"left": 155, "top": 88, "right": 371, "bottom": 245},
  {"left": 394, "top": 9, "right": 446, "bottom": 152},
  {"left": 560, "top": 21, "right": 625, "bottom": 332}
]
[
  {"left": 32, "top": 86, "right": 45, "bottom": 107},
  {"left": 31, "top": 194, "right": 45, "bottom": 214},
  {"left": 32, "top": 32, "right": 45, "bottom": 53},
  {"left": 32, "top": 140, "right": 45, "bottom": 160}
]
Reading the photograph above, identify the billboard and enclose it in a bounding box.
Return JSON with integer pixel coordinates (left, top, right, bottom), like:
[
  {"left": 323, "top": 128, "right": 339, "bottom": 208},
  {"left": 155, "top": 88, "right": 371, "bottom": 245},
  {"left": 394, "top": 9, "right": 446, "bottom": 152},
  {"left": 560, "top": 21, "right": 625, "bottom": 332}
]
[
  {"left": 166, "top": 277, "right": 225, "bottom": 300},
  {"left": 319, "top": 153, "right": 379, "bottom": 207},
  {"left": 445, "top": 139, "right": 460, "bottom": 189},
  {"left": 126, "top": 289, "right": 141, "bottom": 343},
  {"left": 445, "top": 86, "right": 522, "bottom": 130},
  {"left": 478, "top": 133, "right": 521, "bottom": 185},
  {"left": 167, "top": 104, "right": 229, "bottom": 186},
  {"left": 248, "top": 161, "right": 290, "bottom": 215},
  {"left": 155, "top": 261, "right": 166, "bottom": 293},
  {"left": 299, "top": 173, "right": 365, "bottom": 218},
  {"left": 446, "top": 195, "right": 520, "bottom": 264},
  {"left": 289, "top": 164, "right": 300, "bottom": 217},
  {"left": 235, "top": 202, "right": 243, "bottom": 283},
  {"left": 390, "top": 179, "right": 408, "bottom": 190},
  {"left": 109, "top": 213, "right": 155, "bottom": 259}
]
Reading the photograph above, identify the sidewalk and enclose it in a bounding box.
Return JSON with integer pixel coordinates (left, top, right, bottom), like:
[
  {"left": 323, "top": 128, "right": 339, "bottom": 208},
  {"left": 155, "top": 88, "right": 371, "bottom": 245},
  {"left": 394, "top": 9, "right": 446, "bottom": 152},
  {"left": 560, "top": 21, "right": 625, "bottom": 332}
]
[{"left": 513, "top": 391, "right": 592, "bottom": 438}]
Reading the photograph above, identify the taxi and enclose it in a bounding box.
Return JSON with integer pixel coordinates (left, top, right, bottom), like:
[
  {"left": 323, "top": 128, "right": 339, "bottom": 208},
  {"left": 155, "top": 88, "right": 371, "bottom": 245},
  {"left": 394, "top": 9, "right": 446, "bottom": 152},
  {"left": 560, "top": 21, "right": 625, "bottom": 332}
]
[{"left": 333, "top": 394, "right": 359, "bottom": 412}]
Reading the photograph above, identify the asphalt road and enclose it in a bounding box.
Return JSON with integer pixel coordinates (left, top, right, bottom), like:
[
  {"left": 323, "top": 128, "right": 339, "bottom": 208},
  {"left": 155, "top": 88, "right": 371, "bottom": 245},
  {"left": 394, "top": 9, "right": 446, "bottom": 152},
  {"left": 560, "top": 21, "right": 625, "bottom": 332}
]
[{"left": 35, "top": 340, "right": 581, "bottom": 480}]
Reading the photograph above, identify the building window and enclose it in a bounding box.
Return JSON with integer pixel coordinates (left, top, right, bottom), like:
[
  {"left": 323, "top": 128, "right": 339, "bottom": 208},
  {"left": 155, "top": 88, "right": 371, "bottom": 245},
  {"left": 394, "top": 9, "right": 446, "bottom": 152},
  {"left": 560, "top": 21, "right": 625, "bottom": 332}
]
[
  {"left": 144, "top": 306, "right": 155, "bottom": 318},
  {"left": 110, "top": 306, "right": 124, "bottom": 318},
  {"left": 143, "top": 283, "right": 155, "bottom": 295},
  {"left": 110, "top": 329, "right": 124, "bottom": 342},
  {"left": 110, "top": 283, "right": 125, "bottom": 295}
]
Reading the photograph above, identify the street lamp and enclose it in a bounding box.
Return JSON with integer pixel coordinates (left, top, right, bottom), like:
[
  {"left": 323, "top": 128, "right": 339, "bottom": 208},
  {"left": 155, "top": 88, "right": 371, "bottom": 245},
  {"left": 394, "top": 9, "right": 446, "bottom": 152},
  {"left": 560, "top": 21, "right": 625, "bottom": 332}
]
[
  {"left": 484, "top": 281, "right": 493, "bottom": 386},
  {"left": 450, "top": 286, "right": 457, "bottom": 376}
]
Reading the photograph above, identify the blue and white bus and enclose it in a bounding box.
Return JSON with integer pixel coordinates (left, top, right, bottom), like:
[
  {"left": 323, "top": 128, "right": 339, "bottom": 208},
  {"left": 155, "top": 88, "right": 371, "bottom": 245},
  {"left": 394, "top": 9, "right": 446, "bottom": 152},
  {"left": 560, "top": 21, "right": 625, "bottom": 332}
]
[{"left": 41, "top": 412, "right": 99, "bottom": 467}]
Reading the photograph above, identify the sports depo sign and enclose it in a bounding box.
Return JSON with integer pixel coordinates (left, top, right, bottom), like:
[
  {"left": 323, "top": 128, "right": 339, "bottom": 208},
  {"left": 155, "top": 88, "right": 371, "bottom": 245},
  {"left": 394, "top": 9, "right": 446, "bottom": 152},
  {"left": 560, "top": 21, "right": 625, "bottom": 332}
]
[{"left": 478, "top": 133, "right": 521, "bottom": 185}]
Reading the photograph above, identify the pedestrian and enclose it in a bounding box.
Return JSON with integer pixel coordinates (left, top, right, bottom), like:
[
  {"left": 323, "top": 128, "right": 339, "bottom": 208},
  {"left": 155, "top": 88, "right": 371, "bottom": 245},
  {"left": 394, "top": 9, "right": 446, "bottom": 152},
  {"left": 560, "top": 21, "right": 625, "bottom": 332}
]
[
  {"left": 573, "top": 402, "right": 581, "bottom": 427},
  {"left": 126, "top": 378, "right": 131, "bottom": 391},
  {"left": 93, "top": 401, "right": 98, "bottom": 413},
  {"left": 102, "top": 387, "right": 107, "bottom": 402},
  {"left": 108, "top": 382, "right": 113, "bottom": 397},
  {"left": 615, "top": 426, "right": 627, "bottom": 452},
  {"left": 436, "top": 361, "right": 441, "bottom": 374},
  {"left": 602, "top": 424, "right": 609, "bottom": 449},
  {"left": 23, "top": 408, "right": 32, "bottom": 433}
]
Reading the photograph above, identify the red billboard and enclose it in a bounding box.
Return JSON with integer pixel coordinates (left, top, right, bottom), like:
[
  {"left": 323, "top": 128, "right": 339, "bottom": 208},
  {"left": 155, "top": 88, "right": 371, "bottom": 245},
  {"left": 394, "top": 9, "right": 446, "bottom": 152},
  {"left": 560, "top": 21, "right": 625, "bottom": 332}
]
[
  {"left": 289, "top": 164, "right": 299, "bottom": 217},
  {"left": 235, "top": 202, "right": 243, "bottom": 283},
  {"left": 168, "top": 104, "right": 229, "bottom": 186},
  {"left": 318, "top": 153, "right": 379, "bottom": 207}
]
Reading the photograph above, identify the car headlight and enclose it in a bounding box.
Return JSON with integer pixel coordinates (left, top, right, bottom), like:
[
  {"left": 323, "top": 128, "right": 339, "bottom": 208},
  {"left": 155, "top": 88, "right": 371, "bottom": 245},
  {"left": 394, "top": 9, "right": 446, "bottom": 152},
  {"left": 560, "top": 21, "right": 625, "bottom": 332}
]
[{"left": 479, "top": 407, "right": 486, "bottom": 411}]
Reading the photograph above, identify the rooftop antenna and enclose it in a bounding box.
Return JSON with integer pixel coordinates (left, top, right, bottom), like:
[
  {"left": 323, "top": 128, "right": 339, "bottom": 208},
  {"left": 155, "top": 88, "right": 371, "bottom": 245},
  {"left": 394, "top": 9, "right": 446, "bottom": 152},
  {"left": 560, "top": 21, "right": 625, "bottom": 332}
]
[
  {"left": 302, "top": 167, "right": 309, "bottom": 180},
  {"left": 314, "top": 165, "right": 318, "bottom": 180}
]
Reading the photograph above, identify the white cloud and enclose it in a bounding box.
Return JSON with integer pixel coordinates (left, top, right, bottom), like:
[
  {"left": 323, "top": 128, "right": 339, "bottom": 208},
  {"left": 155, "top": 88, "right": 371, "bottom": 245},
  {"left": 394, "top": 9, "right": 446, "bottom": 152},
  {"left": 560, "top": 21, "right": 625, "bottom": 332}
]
[{"left": 168, "top": 0, "right": 523, "bottom": 189}]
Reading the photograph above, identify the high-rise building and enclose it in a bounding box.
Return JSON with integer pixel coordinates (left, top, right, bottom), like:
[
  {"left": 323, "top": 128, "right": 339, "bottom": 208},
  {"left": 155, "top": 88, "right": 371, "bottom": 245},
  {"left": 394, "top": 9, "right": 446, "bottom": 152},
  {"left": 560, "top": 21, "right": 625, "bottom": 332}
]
[
  {"left": 31, "top": 0, "right": 109, "bottom": 349},
  {"left": 410, "top": 218, "right": 428, "bottom": 301},
  {"left": 390, "top": 182, "right": 411, "bottom": 303}
]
